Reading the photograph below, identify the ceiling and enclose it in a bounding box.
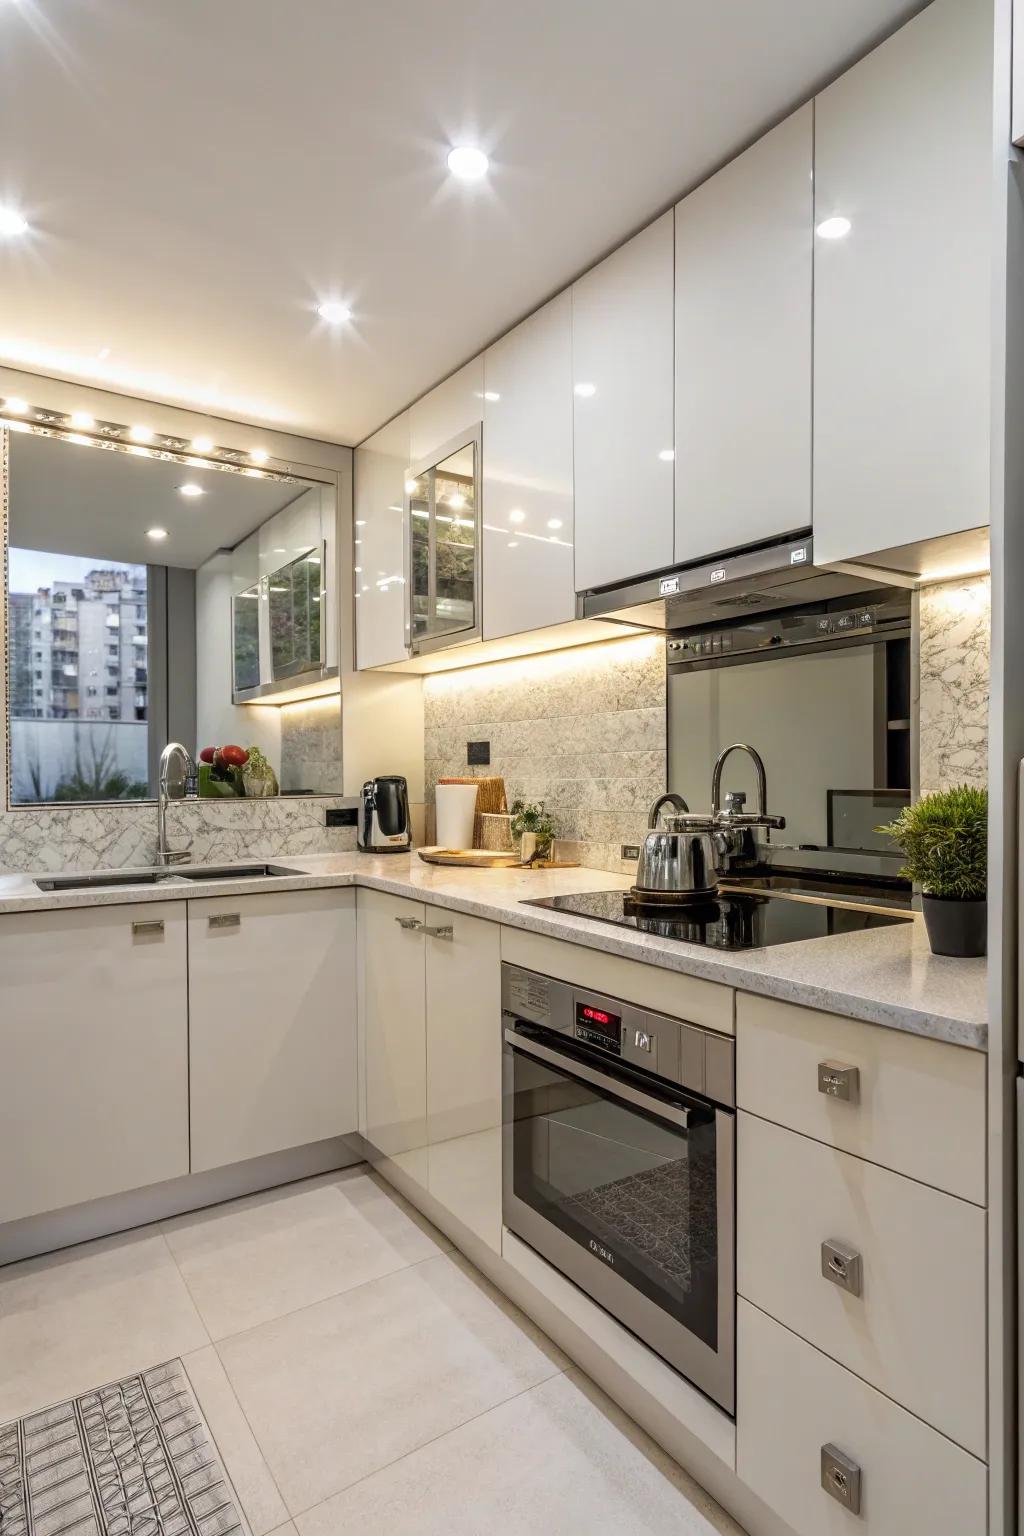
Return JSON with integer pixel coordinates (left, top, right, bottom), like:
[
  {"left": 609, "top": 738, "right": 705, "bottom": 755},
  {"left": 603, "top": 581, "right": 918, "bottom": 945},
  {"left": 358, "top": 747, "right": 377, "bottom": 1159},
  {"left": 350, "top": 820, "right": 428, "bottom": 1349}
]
[
  {"left": 0, "top": 0, "right": 923, "bottom": 448},
  {"left": 8, "top": 429, "right": 306, "bottom": 569}
]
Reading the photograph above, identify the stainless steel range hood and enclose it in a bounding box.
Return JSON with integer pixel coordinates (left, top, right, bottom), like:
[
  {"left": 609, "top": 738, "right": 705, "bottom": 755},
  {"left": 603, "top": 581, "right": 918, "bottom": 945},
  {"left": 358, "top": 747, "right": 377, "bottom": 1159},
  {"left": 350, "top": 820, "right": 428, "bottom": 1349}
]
[{"left": 578, "top": 534, "right": 877, "bottom": 633}]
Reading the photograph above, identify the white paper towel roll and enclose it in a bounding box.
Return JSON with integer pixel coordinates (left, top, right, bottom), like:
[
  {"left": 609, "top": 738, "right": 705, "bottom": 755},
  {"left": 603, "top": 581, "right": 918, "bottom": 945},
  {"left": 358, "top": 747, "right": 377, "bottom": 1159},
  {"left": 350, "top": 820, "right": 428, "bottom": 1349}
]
[{"left": 435, "top": 783, "right": 479, "bottom": 849}]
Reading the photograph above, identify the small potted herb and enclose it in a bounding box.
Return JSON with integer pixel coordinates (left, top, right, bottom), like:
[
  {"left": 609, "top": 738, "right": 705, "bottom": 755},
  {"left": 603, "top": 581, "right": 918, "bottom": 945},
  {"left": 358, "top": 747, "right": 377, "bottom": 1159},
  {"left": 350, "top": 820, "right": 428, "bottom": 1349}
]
[
  {"left": 510, "top": 799, "right": 557, "bottom": 864},
  {"left": 878, "top": 785, "right": 987, "bottom": 957}
]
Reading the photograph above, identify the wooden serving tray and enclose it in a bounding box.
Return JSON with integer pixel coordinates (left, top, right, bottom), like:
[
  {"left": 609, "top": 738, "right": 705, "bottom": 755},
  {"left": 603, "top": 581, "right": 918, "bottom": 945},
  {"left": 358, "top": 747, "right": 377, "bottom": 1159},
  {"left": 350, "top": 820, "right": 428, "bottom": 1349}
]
[{"left": 417, "top": 846, "right": 522, "bottom": 868}]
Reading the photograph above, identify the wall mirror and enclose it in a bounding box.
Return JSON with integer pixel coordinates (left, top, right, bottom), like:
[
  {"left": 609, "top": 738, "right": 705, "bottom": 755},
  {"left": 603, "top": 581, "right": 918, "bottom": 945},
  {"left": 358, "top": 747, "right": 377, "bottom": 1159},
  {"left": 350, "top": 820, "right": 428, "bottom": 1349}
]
[{"left": 4, "top": 422, "right": 341, "bottom": 806}]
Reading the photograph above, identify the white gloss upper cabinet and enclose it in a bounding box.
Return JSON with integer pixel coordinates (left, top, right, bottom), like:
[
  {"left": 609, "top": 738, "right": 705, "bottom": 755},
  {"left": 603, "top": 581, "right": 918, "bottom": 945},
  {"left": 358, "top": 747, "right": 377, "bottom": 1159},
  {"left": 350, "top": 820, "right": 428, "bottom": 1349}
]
[
  {"left": 408, "top": 357, "right": 485, "bottom": 464},
  {"left": 572, "top": 213, "right": 675, "bottom": 592},
  {"left": 675, "top": 105, "right": 812, "bottom": 565},
  {"left": 482, "top": 294, "right": 574, "bottom": 640},
  {"left": 354, "top": 411, "right": 410, "bottom": 669},
  {"left": 812, "top": 0, "right": 993, "bottom": 565}
]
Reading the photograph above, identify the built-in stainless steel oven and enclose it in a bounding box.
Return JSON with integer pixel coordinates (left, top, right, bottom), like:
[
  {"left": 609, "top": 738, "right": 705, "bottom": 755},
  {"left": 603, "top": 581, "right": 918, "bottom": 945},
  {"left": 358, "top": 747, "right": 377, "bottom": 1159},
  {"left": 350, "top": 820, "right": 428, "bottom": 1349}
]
[{"left": 501, "top": 963, "right": 735, "bottom": 1414}]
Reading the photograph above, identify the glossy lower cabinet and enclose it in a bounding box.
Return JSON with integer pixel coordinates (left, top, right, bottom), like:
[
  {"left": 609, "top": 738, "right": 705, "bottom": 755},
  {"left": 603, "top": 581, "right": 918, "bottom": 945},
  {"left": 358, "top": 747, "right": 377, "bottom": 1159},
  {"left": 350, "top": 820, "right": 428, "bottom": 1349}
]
[
  {"left": 354, "top": 411, "right": 411, "bottom": 669},
  {"left": 187, "top": 889, "right": 357, "bottom": 1173},
  {"left": 812, "top": 0, "right": 993, "bottom": 564},
  {"left": 571, "top": 211, "right": 675, "bottom": 592},
  {"left": 482, "top": 292, "right": 574, "bottom": 640},
  {"left": 0, "top": 903, "right": 189, "bottom": 1224},
  {"left": 738, "top": 1111, "right": 985, "bottom": 1457},
  {"left": 358, "top": 888, "right": 502, "bottom": 1251},
  {"left": 674, "top": 103, "right": 812, "bottom": 564},
  {"left": 737, "top": 1300, "right": 986, "bottom": 1536}
]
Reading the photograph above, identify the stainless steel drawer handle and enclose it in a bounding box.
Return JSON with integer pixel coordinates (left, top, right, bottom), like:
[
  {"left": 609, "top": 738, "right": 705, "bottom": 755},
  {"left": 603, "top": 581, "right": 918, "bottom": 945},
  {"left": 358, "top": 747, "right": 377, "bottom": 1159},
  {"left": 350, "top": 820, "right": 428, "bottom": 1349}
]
[
  {"left": 821, "top": 1444, "right": 862, "bottom": 1515},
  {"left": 132, "top": 919, "right": 164, "bottom": 938},
  {"left": 818, "top": 1060, "right": 860, "bottom": 1103},
  {"left": 395, "top": 916, "right": 423, "bottom": 931},
  {"left": 423, "top": 924, "right": 453, "bottom": 940},
  {"left": 821, "top": 1239, "right": 863, "bottom": 1297},
  {"left": 208, "top": 912, "right": 241, "bottom": 929}
]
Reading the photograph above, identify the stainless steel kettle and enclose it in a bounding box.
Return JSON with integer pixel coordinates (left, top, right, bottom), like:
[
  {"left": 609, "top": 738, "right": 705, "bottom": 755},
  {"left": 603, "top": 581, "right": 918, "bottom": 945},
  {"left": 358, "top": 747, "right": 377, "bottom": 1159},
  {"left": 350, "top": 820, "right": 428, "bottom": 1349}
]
[{"left": 634, "top": 793, "right": 723, "bottom": 901}]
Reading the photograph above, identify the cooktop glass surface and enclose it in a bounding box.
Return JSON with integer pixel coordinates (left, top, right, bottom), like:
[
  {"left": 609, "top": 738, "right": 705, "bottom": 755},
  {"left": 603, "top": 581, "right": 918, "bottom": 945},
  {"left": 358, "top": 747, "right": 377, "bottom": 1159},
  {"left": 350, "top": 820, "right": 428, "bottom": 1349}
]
[{"left": 522, "top": 889, "right": 913, "bottom": 951}]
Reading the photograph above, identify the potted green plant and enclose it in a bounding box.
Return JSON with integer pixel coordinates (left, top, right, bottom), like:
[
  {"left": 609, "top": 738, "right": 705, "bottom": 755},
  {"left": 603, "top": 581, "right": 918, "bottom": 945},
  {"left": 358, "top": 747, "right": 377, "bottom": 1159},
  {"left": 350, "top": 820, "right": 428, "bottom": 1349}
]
[
  {"left": 877, "top": 785, "right": 987, "bottom": 957},
  {"left": 509, "top": 799, "right": 557, "bottom": 864}
]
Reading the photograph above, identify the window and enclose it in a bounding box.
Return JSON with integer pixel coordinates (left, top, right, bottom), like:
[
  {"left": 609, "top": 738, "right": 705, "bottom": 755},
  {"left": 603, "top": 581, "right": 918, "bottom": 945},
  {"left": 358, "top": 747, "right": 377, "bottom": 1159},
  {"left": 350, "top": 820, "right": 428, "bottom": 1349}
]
[{"left": 7, "top": 550, "right": 150, "bottom": 804}]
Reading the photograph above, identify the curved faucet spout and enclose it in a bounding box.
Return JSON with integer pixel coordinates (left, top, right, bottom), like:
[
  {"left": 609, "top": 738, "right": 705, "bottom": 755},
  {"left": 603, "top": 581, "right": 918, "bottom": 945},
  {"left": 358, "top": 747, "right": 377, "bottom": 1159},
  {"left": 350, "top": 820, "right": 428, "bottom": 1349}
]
[
  {"left": 711, "top": 743, "right": 768, "bottom": 818},
  {"left": 157, "top": 741, "right": 199, "bottom": 866}
]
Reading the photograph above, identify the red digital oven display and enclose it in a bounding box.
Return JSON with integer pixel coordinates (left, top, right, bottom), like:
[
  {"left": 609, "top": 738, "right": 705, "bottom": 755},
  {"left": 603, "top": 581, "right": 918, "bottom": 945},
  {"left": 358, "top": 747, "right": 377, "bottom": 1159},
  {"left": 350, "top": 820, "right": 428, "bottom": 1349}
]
[{"left": 575, "top": 1000, "right": 622, "bottom": 1050}]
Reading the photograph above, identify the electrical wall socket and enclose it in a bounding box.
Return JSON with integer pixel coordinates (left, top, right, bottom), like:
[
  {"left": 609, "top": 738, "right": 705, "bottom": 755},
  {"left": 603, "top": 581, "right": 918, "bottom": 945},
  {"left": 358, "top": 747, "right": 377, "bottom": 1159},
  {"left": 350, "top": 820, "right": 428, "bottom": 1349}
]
[{"left": 621, "top": 844, "right": 641, "bottom": 861}]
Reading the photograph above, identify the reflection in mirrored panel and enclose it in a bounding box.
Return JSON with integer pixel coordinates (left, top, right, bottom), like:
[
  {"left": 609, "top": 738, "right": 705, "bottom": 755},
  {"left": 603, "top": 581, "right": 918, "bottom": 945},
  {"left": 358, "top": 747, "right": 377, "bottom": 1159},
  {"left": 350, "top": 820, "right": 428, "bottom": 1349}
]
[
  {"left": 407, "top": 431, "right": 480, "bottom": 655},
  {"left": 5, "top": 426, "right": 341, "bottom": 805}
]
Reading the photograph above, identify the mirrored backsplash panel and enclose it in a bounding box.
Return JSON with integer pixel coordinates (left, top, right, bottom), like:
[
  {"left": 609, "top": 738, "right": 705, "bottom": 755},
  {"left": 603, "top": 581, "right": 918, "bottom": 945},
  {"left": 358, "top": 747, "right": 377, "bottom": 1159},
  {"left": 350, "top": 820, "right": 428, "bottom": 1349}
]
[{"left": 4, "top": 419, "right": 341, "bottom": 806}]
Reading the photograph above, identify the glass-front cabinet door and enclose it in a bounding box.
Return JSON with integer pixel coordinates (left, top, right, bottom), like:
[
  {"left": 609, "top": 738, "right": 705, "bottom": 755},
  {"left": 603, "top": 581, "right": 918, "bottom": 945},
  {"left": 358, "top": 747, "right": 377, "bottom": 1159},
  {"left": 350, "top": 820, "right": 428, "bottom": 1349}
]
[{"left": 406, "top": 426, "right": 481, "bottom": 655}]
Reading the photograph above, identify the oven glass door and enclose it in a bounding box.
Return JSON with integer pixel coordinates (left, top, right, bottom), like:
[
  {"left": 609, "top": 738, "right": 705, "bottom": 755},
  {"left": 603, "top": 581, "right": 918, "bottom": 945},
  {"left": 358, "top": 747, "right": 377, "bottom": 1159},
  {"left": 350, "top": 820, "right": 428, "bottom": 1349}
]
[{"left": 506, "top": 1024, "right": 723, "bottom": 1352}]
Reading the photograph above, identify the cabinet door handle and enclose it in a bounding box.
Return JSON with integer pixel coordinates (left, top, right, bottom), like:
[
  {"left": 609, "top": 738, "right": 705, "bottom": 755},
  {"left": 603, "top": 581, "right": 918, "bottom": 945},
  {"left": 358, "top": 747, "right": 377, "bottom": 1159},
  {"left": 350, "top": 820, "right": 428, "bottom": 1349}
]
[
  {"left": 208, "top": 912, "right": 241, "bottom": 930},
  {"left": 423, "top": 924, "right": 453, "bottom": 940},
  {"left": 821, "top": 1239, "right": 863, "bottom": 1297},
  {"left": 132, "top": 919, "right": 164, "bottom": 938},
  {"left": 395, "top": 916, "right": 423, "bottom": 931},
  {"left": 817, "top": 1060, "right": 859, "bottom": 1103},
  {"left": 821, "top": 1444, "right": 862, "bottom": 1515}
]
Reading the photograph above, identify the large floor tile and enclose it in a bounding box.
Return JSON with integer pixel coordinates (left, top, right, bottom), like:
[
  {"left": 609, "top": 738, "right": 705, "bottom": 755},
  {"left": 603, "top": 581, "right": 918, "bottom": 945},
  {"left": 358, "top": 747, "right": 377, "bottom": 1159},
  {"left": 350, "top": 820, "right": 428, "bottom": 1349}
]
[
  {"left": 295, "top": 1369, "right": 745, "bottom": 1535},
  {"left": 217, "top": 1251, "right": 567, "bottom": 1514},
  {"left": 163, "top": 1170, "right": 450, "bottom": 1338},
  {"left": 184, "top": 1344, "right": 290, "bottom": 1536},
  {"left": 0, "top": 1227, "right": 208, "bottom": 1423}
]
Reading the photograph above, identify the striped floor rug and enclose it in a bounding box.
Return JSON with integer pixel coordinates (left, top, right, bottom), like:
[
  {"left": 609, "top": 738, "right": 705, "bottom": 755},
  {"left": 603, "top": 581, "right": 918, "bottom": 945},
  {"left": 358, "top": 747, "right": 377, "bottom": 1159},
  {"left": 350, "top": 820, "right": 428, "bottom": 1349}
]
[{"left": 0, "top": 1361, "right": 246, "bottom": 1536}]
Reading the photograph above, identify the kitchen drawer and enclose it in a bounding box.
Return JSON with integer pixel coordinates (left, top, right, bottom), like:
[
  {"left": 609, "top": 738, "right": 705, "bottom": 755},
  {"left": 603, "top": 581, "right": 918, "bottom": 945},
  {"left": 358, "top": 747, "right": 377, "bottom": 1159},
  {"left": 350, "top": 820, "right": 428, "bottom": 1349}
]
[
  {"left": 500, "top": 926, "right": 733, "bottom": 1035},
  {"left": 735, "top": 993, "right": 984, "bottom": 1203},
  {"left": 738, "top": 1112, "right": 985, "bottom": 1456},
  {"left": 737, "top": 1300, "right": 986, "bottom": 1536}
]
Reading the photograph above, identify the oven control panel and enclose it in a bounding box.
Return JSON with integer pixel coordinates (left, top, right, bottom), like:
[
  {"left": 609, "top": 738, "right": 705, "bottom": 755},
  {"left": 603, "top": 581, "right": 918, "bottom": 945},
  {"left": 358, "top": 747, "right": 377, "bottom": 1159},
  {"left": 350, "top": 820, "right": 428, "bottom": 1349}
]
[{"left": 574, "top": 1001, "right": 622, "bottom": 1054}]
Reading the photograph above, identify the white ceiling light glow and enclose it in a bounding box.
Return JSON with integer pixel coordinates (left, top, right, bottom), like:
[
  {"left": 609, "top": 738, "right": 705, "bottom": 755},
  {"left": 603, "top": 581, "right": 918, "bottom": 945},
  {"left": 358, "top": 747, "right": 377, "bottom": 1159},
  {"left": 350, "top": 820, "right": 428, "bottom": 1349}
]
[
  {"left": 317, "top": 300, "right": 352, "bottom": 325},
  {"left": 816, "top": 215, "right": 852, "bottom": 240},
  {"left": 2, "top": 396, "right": 28, "bottom": 414},
  {"left": 0, "top": 206, "right": 29, "bottom": 238},
  {"left": 146, "top": 527, "right": 168, "bottom": 541},
  {"left": 574, "top": 382, "right": 596, "bottom": 398},
  {"left": 129, "top": 424, "right": 154, "bottom": 443},
  {"left": 448, "top": 492, "right": 466, "bottom": 510},
  {"left": 178, "top": 482, "right": 205, "bottom": 498},
  {"left": 250, "top": 448, "right": 269, "bottom": 465},
  {"left": 69, "top": 411, "right": 95, "bottom": 429},
  {"left": 191, "top": 435, "right": 214, "bottom": 453},
  {"left": 446, "top": 145, "right": 489, "bottom": 181}
]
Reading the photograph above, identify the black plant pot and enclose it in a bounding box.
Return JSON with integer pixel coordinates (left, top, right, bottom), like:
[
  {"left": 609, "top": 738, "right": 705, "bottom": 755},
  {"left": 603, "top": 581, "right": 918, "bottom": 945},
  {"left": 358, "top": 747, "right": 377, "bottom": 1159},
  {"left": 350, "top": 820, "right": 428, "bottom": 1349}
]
[{"left": 921, "top": 895, "right": 987, "bottom": 958}]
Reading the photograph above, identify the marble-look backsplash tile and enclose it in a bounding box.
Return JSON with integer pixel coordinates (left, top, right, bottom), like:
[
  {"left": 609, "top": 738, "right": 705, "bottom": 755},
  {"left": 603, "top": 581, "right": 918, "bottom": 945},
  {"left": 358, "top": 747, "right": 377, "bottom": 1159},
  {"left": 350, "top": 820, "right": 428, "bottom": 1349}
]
[
  {"left": 918, "top": 575, "right": 990, "bottom": 796},
  {"left": 279, "top": 696, "right": 343, "bottom": 795},
  {"left": 0, "top": 797, "right": 357, "bottom": 874},
  {"left": 423, "top": 634, "right": 666, "bottom": 873}
]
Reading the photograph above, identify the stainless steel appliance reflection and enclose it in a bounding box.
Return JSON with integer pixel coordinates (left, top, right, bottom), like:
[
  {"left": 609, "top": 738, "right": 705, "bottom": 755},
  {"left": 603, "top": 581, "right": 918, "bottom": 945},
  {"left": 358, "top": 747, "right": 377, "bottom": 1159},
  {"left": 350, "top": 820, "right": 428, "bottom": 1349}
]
[
  {"left": 501, "top": 963, "right": 735, "bottom": 1413},
  {"left": 358, "top": 775, "right": 412, "bottom": 853}
]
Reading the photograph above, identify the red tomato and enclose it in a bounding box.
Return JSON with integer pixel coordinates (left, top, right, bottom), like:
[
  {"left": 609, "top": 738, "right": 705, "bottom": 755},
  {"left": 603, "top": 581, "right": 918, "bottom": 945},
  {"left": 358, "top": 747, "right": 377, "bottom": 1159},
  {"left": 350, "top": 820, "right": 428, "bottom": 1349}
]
[
  {"left": 220, "top": 744, "right": 249, "bottom": 768},
  {"left": 199, "top": 746, "right": 216, "bottom": 764}
]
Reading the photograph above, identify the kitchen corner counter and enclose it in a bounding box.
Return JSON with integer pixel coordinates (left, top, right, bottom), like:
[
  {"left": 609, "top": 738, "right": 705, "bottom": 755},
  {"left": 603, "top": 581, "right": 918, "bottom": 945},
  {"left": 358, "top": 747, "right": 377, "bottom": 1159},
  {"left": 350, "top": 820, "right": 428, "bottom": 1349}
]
[{"left": 0, "top": 851, "right": 988, "bottom": 1050}]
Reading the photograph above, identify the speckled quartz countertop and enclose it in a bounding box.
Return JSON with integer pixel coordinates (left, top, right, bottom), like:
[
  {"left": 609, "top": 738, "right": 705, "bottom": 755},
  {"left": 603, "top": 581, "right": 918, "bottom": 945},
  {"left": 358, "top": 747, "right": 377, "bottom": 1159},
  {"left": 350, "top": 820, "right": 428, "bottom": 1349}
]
[{"left": 0, "top": 851, "right": 988, "bottom": 1050}]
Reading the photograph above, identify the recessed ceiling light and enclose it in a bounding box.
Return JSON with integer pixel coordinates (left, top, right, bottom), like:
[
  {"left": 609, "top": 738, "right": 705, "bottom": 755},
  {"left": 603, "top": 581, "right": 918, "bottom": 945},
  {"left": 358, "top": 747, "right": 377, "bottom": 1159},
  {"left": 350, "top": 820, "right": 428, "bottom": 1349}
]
[
  {"left": 69, "top": 411, "right": 95, "bottom": 429},
  {"left": 446, "top": 145, "right": 489, "bottom": 181},
  {"left": 147, "top": 527, "right": 168, "bottom": 541},
  {"left": 0, "top": 206, "right": 29, "bottom": 238},
  {"left": 658, "top": 448, "right": 675, "bottom": 462},
  {"left": 2, "top": 396, "right": 28, "bottom": 414},
  {"left": 250, "top": 448, "right": 269, "bottom": 464},
  {"left": 191, "top": 435, "right": 214, "bottom": 453},
  {"left": 317, "top": 300, "right": 352, "bottom": 325},
  {"left": 574, "top": 382, "right": 596, "bottom": 398},
  {"left": 129, "top": 424, "right": 154, "bottom": 443},
  {"left": 816, "top": 215, "right": 852, "bottom": 240},
  {"left": 547, "top": 518, "right": 563, "bottom": 530},
  {"left": 178, "top": 482, "right": 205, "bottom": 498},
  {"left": 508, "top": 508, "right": 525, "bottom": 524},
  {"left": 405, "top": 478, "right": 419, "bottom": 495}
]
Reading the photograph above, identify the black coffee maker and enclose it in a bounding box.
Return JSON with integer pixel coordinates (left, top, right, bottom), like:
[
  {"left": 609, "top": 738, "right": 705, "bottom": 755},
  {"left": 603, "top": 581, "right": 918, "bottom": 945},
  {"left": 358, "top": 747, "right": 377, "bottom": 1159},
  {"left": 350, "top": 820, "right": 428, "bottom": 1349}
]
[{"left": 358, "top": 776, "right": 412, "bottom": 853}]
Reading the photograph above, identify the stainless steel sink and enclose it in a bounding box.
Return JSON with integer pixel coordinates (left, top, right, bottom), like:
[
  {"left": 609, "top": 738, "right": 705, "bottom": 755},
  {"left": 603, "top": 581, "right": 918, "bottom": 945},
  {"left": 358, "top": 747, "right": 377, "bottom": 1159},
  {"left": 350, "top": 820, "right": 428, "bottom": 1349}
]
[{"left": 34, "top": 863, "right": 301, "bottom": 892}]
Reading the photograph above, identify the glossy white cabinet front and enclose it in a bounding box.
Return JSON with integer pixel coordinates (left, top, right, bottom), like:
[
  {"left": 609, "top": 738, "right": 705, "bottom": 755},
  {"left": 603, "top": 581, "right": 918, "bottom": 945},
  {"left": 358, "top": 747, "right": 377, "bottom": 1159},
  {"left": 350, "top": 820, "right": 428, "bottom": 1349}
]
[
  {"left": 482, "top": 293, "right": 574, "bottom": 639},
  {"left": 571, "top": 212, "right": 675, "bottom": 592},
  {"left": 813, "top": 0, "right": 993, "bottom": 564},
  {"left": 675, "top": 104, "right": 812, "bottom": 564},
  {"left": 354, "top": 411, "right": 410, "bottom": 669},
  {"left": 408, "top": 357, "right": 484, "bottom": 464}
]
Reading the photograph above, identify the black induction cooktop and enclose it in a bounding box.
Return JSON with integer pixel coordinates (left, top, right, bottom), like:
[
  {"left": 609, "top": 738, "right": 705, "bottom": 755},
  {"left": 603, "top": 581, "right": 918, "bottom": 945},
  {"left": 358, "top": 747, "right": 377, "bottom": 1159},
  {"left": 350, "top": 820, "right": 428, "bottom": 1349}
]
[{"left": 522, "top": 888, "right": 913, "bottom": 952}]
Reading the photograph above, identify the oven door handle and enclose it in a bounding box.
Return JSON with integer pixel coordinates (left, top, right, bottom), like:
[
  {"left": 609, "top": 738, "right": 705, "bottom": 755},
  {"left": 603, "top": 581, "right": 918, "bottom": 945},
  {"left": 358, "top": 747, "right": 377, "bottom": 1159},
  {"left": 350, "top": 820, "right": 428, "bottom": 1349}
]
[{"left": 504, "top": 1028, "right": 692, "bottom": 1129}]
